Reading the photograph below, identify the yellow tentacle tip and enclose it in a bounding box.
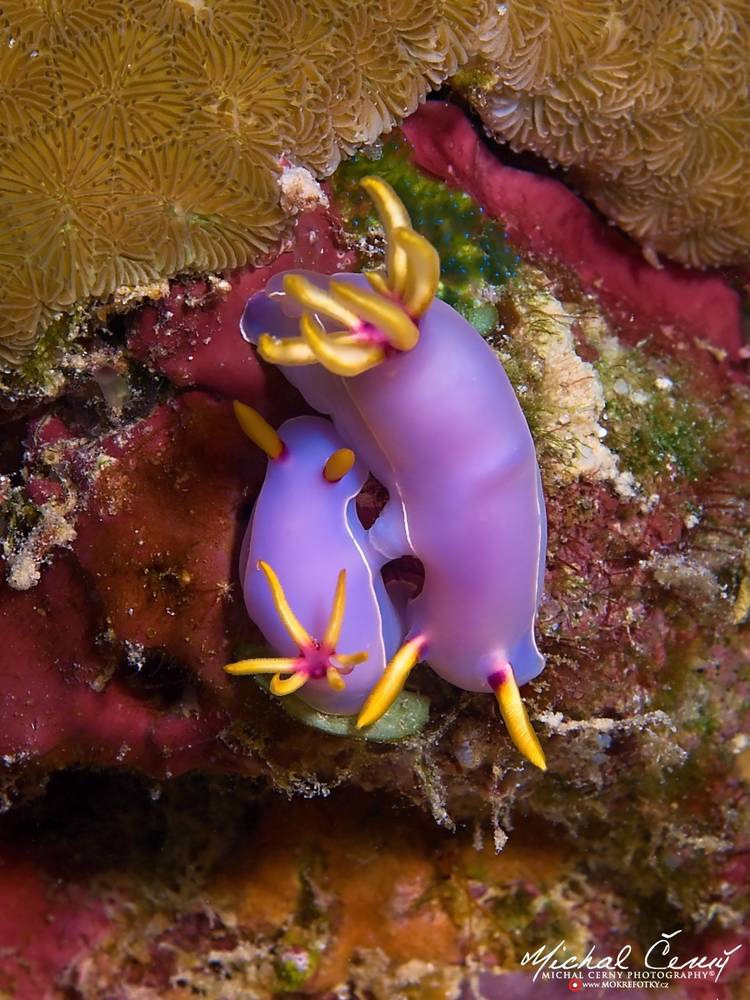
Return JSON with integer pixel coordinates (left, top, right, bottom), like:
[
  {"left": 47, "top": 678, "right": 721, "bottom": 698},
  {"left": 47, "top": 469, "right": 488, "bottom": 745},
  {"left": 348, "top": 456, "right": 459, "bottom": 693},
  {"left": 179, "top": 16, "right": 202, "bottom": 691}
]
[
  {"left": 300, "top": 312, "right": 385, "bottom": 376},
  {"left": 283, "top": 273, "right": 362, "bottom": 330},
  {"left": 358, "top": 176, "right": 438, "bottom": 319},
  {"left": 257, "top": 560, "right": 312, "bottom": 649},
  {"left": 392, "top": 228, "right": 441, "bottom": 318},
  {"left": 491, "top": 665, "right": 547, "bottom": 771},
  {"left": 233, "top": 401, "right": 284, "bottom": 459},
  {"left": 364, "top": 271, "right": 391, "bottom": 297},
  {"left": 360, "top": 176, "right": 411, "bottom": 230},
  {"left": 356, "top": 698, "right": 384, "bottom": 730},
  {"left": 335, "top": 651, "right": 369, "bottom": 668},
  {"left": 323, "top": 448, "right": 356, "bottom": 483},
  {"left": 330, "top": 281, "right": 419, "bottom": 352},
  {"left": 323, "top": 569, "right": 347, "bottom": 648},
  {"left": 326, "top": 665, "right": 346, "bottom": 691},
  {"left": 224, "top": 656, "right": 298, "bottom": 676},
  {"left": 360, "top": 176, "right": 412, "bottom": 300}
]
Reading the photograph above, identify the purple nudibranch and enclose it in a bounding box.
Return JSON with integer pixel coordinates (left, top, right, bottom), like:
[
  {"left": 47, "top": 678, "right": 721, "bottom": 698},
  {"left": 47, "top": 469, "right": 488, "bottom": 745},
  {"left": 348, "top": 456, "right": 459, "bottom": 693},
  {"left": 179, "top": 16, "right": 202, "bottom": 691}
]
[
  {"left": 234, "top": 411, "right": 400, "bottom": 714},
  {"left": 226, "top": 177, "right": 548, "bottom": 769}
]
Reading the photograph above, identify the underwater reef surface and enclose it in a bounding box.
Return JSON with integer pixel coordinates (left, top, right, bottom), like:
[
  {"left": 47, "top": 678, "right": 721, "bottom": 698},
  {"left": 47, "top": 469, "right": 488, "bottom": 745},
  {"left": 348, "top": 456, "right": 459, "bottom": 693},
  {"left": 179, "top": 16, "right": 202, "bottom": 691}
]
[
  {"left": 401, "top": 104, "right": 745, "bottom": 361},
  {"left": 0, "top": 104, "right": 748, "bottom": 995},
  {"left": 459, "top": 0, "right": 750, "bottom": 269}
]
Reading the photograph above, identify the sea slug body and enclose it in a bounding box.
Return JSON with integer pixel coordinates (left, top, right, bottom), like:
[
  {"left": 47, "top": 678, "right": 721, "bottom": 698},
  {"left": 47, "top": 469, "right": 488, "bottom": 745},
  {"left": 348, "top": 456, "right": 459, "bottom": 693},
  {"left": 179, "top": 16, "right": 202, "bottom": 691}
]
[
  {"left": 227, "top": 409, "right": 400, "bottom": 714},
  {"left": 230, "top": 178, "right": 548, "bottom": 769}
]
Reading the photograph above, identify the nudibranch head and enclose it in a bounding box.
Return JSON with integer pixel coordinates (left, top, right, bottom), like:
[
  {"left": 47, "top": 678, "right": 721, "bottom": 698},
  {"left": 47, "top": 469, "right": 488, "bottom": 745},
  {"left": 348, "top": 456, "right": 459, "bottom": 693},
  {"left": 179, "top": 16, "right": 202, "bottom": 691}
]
[{"left": 257, "top": 177, "right": 440, "bottom": 376}]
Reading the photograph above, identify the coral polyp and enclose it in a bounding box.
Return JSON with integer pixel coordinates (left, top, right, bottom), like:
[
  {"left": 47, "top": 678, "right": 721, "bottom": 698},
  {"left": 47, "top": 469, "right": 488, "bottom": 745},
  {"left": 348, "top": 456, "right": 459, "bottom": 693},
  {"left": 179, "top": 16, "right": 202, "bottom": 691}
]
[{"left": 0, "top": 0, "right": 495, "bottom": 365}]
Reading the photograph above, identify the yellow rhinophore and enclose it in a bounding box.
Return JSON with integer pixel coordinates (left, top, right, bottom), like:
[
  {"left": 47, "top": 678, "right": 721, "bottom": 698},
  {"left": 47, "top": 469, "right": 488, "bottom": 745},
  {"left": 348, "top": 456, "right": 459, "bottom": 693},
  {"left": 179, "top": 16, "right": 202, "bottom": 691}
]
[
  {"left": 232, "top": 401, "right": 285, "bottom": 459},
  {"left": 323, "top": 448, "right": 356, "bottom": 482}
]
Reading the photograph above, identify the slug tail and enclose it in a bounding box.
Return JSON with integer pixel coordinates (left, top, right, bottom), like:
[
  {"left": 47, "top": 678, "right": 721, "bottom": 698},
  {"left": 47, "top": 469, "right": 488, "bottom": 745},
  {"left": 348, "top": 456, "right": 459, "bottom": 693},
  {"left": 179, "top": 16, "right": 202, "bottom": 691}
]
[{"left": 488, "top": 661, "right": 547, "bottom": 772}]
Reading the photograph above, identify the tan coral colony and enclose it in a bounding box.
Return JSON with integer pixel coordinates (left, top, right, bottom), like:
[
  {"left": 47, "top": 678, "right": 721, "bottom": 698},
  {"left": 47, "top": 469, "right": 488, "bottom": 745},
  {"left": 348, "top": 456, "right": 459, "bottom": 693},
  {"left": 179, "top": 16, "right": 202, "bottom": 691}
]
[{"left": 0, "top": 0, "right": 496, "bottom": 364}]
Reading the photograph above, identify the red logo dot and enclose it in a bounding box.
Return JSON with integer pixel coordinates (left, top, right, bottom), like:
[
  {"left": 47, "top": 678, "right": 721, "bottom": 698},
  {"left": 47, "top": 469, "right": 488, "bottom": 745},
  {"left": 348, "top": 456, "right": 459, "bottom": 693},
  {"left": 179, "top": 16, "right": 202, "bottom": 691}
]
[{"left": 568, "top": 979, "right": 582, "bottom": 992}]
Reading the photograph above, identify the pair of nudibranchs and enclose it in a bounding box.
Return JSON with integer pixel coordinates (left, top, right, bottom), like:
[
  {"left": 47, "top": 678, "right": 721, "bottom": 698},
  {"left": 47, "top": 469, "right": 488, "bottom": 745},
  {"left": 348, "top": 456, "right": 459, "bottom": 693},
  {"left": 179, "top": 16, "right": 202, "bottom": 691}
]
[{"left": 225, "top": 177, "right": 548, "bottom": 770}]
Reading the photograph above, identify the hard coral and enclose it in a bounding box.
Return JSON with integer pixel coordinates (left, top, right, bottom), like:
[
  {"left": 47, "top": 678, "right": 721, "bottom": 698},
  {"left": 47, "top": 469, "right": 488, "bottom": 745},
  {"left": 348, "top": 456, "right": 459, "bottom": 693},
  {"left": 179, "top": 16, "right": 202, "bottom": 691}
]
[
  {"left": 0, "top": 0, "right": 495, "bottom": 366},
  {"left": 460, "top": 0, "right": 750, "bottom": 268}
]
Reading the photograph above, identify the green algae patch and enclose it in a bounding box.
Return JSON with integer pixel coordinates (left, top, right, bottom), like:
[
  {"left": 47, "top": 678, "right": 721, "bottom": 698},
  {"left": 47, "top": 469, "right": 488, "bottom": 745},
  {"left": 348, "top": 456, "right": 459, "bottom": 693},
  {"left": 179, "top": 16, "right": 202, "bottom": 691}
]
[
  {"left": 0, "top": 488, "right": 41, "bottom": 552},
  {"left": 274, "top": 942, "right": 320, "bottom": 992},
  {"left": 594, "top": 338, "right": 720, "bottom": 488},
  {"left": 331, "top": 135, "right": 516, "bottom": 328}
]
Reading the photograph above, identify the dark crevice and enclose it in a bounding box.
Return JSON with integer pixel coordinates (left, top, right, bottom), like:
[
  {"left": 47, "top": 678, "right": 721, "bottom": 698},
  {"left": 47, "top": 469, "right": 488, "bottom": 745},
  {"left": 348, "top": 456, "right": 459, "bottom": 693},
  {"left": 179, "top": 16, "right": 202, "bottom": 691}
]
[
  {"left": 116, "top": 646, "right": 194, "bottom": 711},
  {"left": 355, "top": 474, "right": 388, "bottom": 528}
]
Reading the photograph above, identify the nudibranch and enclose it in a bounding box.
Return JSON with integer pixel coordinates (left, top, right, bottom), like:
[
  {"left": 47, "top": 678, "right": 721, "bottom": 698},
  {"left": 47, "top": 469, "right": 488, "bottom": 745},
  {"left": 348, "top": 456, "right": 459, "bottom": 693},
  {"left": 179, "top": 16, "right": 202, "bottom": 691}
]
[
  {"left": 232, "top": 178, "right": 548, "bottom": 770},
  {"left": 226, "top": 405, "right": 401, "bottom": 713}
]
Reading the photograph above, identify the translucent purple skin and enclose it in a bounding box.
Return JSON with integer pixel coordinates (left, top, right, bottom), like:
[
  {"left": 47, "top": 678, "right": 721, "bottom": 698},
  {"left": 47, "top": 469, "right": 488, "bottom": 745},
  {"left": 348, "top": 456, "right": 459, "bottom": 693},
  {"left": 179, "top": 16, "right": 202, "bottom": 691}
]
[
  {"left": 242, "top": 273, "right": 547, "bottom": 696},
  {"left": 242, "top": 415, "right": 401, "bottom": 713}
]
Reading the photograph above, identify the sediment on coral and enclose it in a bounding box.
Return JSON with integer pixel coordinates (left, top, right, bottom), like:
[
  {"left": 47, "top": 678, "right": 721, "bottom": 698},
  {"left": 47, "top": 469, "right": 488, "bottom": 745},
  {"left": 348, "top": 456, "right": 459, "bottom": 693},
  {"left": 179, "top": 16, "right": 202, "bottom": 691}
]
[
  {"left": 0, "top": 0, "right": 497, "bottom": 367},
  {"left": 458, "top": 0, "right": 750, "bottom": 268}
]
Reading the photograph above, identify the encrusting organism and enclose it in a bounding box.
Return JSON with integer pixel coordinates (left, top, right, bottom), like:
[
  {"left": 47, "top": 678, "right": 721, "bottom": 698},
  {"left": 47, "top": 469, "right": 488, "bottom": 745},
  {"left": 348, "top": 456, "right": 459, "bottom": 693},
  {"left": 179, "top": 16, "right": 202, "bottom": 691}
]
[
  {"left": 3, "top": 0, "right": 745, "bottom": 369},
  {"left": 227, "top": 178, "right": 548, "bottom": 770}
]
